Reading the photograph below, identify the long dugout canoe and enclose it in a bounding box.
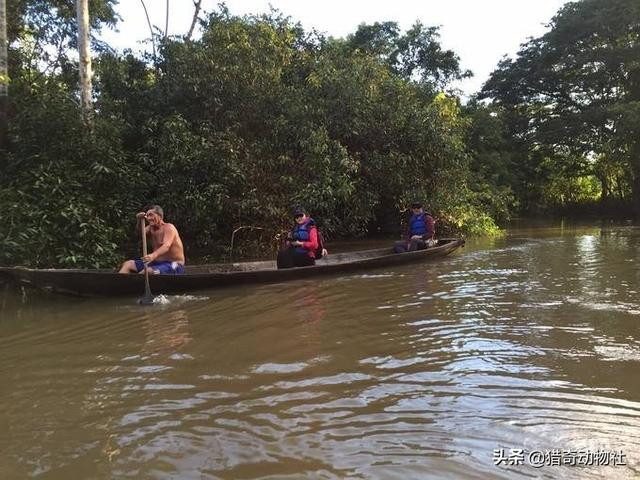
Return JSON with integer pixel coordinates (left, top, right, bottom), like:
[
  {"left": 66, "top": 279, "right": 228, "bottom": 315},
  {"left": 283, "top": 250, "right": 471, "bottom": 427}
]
[{"left": 2, "top": 238, "right": 465, "bottom": 297}]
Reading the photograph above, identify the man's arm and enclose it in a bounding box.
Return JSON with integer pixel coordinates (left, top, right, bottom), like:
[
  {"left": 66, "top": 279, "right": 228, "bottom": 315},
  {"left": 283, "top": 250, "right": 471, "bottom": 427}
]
[{"left": 146, "top": 225, "right": 177, "bottom": 261}]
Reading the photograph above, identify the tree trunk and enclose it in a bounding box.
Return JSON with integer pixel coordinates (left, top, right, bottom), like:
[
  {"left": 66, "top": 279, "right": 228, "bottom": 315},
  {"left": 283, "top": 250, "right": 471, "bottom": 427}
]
[
  {"left": 76, "top": 0, "right": 93, "bottom": 127},
  {"left": 165, "top": 0, "right": 169, "bottom": 38},
  {"left": 594, "top": 171, "right": 609, "bottom": 205},
  {"left": 186, "top": 0, "right": 203, "bottom": 40},
  {"left": 139, "top": 0, "right": 157, "bottom": 65},
  {"left": 631, "top": 159, "right": 640, "bottom": 218},
  {"left": 0, "top": 0, "right": 8, "bottom": 149}
]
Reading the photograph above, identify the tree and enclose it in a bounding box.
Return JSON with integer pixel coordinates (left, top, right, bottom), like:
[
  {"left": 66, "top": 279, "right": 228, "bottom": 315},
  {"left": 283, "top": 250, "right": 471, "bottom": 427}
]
[
  {"left": 463, "top": 100, "right": 518, "bottom": 220},
  {"left": 76, "top": 0, "right": 92, "bottom": 125},
  {"left": 481, "top": 0, "right": 640, "bottom": 214},
  {"left": 0, "top": 0, "right": 7, "bottom": 149},
  {"left": 346, "top": 21, "right": 472, "bottom": 92}
]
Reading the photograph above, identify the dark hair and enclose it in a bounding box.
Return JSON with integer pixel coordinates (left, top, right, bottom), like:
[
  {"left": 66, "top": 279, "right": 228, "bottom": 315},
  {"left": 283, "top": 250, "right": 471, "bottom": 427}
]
[
  {"left": 411, "top": 202, "right": 423, "bottom": 209},
  {"left": 145, "top": 205, "right": 164, "bottom": 218}
]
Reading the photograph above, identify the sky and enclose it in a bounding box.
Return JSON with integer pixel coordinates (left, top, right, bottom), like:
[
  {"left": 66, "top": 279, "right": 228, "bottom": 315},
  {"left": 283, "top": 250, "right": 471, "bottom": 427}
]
[{"left": 101, "top": 0, "right": 571, "bottom": 97}]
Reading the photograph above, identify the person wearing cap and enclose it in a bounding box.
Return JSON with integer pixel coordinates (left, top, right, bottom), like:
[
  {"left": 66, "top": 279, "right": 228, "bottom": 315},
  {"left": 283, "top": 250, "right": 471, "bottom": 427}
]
[
  {"left": 393, "top": 202, "right": 435, "bottom": 253},
  {"left": 277, "top": 207, "right": 320, "bottom": 269}
]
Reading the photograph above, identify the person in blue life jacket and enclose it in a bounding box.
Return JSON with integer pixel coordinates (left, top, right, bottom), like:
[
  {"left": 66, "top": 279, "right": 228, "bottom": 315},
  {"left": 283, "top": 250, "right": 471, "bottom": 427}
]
[
  {"left": 393, "top": 202, "right": 436, "bottom": 254},
  {"left": 277, "top": 206, "right": 325, "bottom": 269}
]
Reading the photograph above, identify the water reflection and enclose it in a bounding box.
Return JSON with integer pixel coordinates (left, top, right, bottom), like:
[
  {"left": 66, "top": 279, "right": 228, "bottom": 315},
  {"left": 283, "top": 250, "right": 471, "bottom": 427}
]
[
  {"left": 142, "top": 309, "right": 193, "bottom": 358},
  {"left": 292, "top": 285, "right": 326, "bottom": 326},
  {"left": 0, "top": 225, "right": 640, "bottom": 478}
]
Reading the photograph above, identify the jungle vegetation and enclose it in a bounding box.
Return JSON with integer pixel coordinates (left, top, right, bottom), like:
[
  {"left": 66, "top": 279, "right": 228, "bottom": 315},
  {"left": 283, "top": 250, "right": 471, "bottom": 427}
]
[{"left": 0, "top": 0, "right": 638, "bottom": 267}]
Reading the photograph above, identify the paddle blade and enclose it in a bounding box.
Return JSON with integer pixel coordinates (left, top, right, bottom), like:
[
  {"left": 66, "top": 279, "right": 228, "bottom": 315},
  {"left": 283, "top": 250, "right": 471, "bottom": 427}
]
[
  {"left": 138, "top": 270, "right": 155, "bottom": 305},
  {"left": 138, "top": 293, "right": 155, "bottom": 305}
]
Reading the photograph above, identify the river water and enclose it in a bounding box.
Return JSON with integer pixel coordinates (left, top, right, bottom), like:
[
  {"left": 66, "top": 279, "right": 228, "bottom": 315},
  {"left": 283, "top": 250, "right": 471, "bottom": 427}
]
[{"left": 1, "top": 223, "right": 639, "bottom": 479}]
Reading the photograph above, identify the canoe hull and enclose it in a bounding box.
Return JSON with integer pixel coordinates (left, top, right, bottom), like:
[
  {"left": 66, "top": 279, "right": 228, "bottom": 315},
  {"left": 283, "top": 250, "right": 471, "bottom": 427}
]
[{"left": 3, "top": 239, "right": 464, "bottom": 297}]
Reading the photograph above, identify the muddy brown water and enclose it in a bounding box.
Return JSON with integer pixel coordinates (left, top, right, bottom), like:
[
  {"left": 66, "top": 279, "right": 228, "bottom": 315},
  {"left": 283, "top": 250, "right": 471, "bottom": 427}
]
[{"left": 1, "top": 223, "right": 639, "bottom": 479}]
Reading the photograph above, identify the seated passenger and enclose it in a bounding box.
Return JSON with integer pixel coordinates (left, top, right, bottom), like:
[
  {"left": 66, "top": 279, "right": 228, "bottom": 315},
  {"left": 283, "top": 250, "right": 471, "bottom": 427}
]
[
  {"left": 118, "top": 205, "right": 186, "bottom": 274},
  {"left": 393, "top": 202, "right": 435, "bottom": 254},
  {"left": 277, "top": 206, "right": 320, "bottom": 269}
]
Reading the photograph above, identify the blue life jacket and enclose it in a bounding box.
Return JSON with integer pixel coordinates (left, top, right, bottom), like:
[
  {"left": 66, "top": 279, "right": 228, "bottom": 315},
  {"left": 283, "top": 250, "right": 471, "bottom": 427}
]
[
  {"left": 409, "top": 212, "right": 431, "bottom": 236},
  {"left": 292, "top": 218, "right": 316, "bottom": 254}
]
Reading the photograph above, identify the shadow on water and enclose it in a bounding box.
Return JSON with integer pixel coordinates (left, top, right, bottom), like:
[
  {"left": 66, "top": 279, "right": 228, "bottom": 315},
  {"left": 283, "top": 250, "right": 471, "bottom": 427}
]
[{"left": 1, "top": 224, "right": 640, "bottom": 478}]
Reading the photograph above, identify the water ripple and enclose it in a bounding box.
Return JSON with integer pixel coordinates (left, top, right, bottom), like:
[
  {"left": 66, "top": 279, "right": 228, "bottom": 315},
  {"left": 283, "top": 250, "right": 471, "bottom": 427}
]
[{"left": 2, "top": 226, "right": 640, "bottom": 478}]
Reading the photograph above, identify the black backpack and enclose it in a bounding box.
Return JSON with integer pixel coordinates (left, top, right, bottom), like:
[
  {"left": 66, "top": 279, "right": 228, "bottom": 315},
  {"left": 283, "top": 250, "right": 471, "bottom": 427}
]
[{"left": 315, "top": 229, "right": 326, "bottom": 259}]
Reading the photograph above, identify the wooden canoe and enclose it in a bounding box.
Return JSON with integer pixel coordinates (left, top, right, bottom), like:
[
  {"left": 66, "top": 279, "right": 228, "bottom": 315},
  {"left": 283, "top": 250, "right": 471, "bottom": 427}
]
[{"left": 1, "top": 238, "right": 464, "bottom": 297}]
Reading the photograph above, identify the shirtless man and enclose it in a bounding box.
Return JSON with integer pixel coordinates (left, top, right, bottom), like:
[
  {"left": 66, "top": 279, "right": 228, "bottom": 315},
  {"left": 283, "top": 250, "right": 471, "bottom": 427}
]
[{"left": 118, "top": 205, "right": 186, "bottom": 274}]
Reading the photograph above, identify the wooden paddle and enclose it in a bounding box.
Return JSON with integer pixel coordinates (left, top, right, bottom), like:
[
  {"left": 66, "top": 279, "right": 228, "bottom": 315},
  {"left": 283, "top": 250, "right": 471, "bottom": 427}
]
[{"left": 138, "top": 215, "right": 155, "bottom": 305}]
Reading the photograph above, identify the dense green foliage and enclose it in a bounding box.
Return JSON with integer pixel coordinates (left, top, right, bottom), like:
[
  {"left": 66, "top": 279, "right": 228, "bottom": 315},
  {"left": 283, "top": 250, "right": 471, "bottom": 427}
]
[
  {"left": 1, "top": 4, "right": 506, "bottom": 267},
  {"left": 13, "top": 0, "right": 640, "bottom": 267},
  {"left": 480, "top": 0, "right": 640, "bottom": 215}
]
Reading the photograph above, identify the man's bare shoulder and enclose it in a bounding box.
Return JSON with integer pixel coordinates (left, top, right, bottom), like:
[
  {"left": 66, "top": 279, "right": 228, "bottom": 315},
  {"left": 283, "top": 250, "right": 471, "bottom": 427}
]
[{"left": 163, "top": 223, "right": 182, "bottom": 235}]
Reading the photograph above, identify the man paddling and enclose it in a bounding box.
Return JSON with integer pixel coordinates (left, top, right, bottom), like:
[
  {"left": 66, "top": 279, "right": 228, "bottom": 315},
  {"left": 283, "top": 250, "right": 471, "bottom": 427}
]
[{"left": 119, "top": 205, "right": 186, "bottom": 274}]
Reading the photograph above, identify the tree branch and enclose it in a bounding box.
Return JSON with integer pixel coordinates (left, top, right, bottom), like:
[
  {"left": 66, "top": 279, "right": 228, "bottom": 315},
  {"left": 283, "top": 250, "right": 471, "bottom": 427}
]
[
  {"left": 186, "top": 0, "right": 202, "bottom": 41},
  {"left": 230, "top": 226, "right": 264, "bottom": 259},
  {"left": 165, "top": 0, "right": 169, "bottom": 39},
  {"left": 139, "top": 0, "right": 157, "bottom": 63}
]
